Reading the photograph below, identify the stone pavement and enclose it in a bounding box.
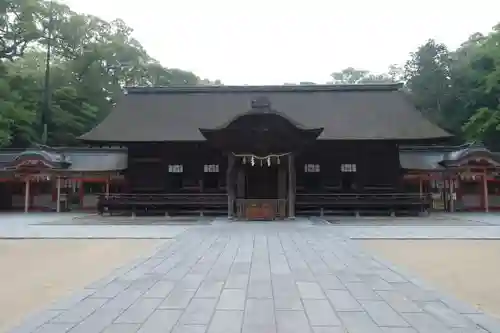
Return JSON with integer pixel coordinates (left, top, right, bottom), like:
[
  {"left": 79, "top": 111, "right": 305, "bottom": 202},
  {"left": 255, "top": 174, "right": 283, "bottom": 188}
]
[
  {"left": 0, "top": 213, "right": 189, "bottom": 239},
  {"left": 8, "top": 219, "right": 500, "bottom": 333}
]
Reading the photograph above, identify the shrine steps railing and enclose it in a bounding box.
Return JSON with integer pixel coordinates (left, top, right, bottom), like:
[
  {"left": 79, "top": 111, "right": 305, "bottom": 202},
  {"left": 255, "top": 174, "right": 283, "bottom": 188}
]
[
  {"left": 97, "top": 193, "right": 227, "bottom": 216},
  {"left": 295, "top": 192, "right": 431, "bottom": 216}
]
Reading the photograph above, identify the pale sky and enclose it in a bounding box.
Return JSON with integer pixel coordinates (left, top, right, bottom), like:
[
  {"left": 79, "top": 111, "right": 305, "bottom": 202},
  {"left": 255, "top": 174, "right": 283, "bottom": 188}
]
[{"left": 62, "top": 0, "right": 500, "bottom": 85}]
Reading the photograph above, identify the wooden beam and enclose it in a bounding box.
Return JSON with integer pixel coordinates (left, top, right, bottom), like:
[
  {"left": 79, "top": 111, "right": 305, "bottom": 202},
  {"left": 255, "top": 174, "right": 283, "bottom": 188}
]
[
  {"left": 56, "top": 176, "right": 61, "bottom": 213},
  {"left": 227, "top": 154, "right": 236, "bottom": 218},
  {"left": 288, "top": 154, "right": 295, "bottom": 218},
  {"left": 483, "top": 171, "right": 489, "bottom": 213},
  {"left": 24, "top": 178, "right": 30, "bottom": 213}
]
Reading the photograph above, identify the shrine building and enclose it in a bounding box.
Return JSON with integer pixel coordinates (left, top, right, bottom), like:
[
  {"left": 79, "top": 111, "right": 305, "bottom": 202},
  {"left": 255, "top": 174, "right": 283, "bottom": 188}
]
[{"left": 1, "top": 84, "right": 500, "bottom": 218}]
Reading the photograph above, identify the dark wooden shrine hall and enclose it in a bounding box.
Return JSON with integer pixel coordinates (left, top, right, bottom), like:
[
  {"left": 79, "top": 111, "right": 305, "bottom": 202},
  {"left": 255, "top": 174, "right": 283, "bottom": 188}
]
[{"left": 80, "top": 84, "right": 450, "bottom": 219}]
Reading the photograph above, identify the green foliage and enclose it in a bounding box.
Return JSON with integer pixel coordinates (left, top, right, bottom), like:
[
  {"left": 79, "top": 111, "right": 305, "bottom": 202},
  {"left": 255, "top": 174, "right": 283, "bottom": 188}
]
[
  {"left": 330, "top": 65, "right": 403, "bottom": 84},
  {"left": 401, "top": 25, "right": 500, "bottom": 148},
  {"left": 0, "top": 0, "right": 220, "bottom": 148},
  {"left": 332, "top": 26, "right": 500, "bottom": 149}
]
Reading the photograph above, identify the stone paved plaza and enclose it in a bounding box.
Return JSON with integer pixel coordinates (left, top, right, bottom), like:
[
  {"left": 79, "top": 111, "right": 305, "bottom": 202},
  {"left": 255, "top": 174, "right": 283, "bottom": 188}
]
[{"left": 5, "top": 214, "right": 500, "bottom": 333}]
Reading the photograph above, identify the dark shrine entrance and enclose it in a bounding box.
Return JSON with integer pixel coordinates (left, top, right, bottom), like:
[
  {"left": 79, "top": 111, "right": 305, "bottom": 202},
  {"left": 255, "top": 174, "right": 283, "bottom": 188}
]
[
  {"left": 231, "top": 155, "right": 289, "bottom": 220},
  {"left": 199, "top": 96, "right": 323, "bottom": 220},
  {"left": 244, "top": 163, "right": 279, "bottom": 199}
]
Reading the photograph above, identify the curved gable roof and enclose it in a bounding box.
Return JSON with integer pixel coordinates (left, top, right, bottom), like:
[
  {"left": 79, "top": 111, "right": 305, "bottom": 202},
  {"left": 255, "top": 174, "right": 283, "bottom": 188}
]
[{"left": 80, "top": 84, "right": 450, "bottom": 142}]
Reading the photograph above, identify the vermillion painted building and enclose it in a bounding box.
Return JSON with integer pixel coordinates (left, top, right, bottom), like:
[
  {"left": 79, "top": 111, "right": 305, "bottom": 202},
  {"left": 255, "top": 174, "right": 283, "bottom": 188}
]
[{"left": 1, "top": 84, "right": 499, "bottom": 218}]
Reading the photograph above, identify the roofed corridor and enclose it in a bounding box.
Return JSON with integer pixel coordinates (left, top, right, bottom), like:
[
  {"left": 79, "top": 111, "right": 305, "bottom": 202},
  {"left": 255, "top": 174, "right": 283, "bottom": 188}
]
[{"left": 4, "top": 215, "right": 500, "bottom": 333}]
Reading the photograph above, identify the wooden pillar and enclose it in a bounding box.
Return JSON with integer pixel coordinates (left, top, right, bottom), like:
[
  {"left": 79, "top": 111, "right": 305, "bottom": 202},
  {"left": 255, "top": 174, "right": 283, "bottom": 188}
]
[
  {"left": 227, "top": 154, "right": 236, "bottom": 218},
  {"left": 24, "top": 177, "right": 30, "bottom": 213},
  {"left": 449, "top": 176, "right": 455, "bottom": 212},
  {"left": 419, "top": 176, "right": 423, "bottom": 197},
  {"left": 79, "top": 180, "right": 84, "bottom": 207},
  {"left": 56, "top": 176, "right": 61, "bottom": 213},
  {"left": 483, "top": 171, "right": 489, "bottom": 212},
  {"left": 288, "top": 154, "right": 295, "bottom": 218}
]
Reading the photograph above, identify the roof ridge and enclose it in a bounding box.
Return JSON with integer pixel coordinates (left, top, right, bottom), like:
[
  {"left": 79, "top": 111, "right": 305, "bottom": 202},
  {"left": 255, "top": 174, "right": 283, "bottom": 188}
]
[{"left": 124, "top": 83, "right": 404, "bottom": 94}]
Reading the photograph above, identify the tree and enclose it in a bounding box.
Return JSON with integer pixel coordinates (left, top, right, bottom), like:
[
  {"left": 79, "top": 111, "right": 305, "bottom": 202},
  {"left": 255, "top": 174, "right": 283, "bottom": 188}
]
[
  {"left": 330, "top": 67, "right": 369, "bottom": 84},
  {"left": 0, "top": 0, "right": 218, "bottom": 148},
  {"left": 461, "top": 24, "right": 500, "bottom": 147},
  {"left": 404, "top": 39, "right": 452, "bottom": 128},
  {"left": 0, "top": 0, "right": 42, "bottom": 60},
  {"left": 330, "top": 66, "right": 401, "bottom": 84}
]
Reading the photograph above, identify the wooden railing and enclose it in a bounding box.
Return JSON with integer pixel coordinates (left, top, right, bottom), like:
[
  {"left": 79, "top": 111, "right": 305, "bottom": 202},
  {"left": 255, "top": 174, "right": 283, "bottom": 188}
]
[
  {"left": 97, "top": 193, "right": 227, "bottom": 216},
  {"left": 96, "top": 192, "right": 432, "bottom": 217},
  {"left": 235, "top": 199, "right": 287, "bottom": 220},
  {"left": 295, "top": 192, "right": 431, "bottom": 215}
]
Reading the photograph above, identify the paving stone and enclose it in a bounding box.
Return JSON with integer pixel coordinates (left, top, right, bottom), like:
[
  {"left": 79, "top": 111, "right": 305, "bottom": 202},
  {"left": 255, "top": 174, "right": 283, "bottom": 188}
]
[
  {"left": 126, "top": 275, "right": 162, "bottom": 292},
  {"left": 391, "top": 283, "right": 437, "bottom": 302},
  {"left": 376, "top": 270, "right": 408, "bottom": 283},
  {"left": 291, "top": 269, "right": 317, "bottom": 282},
  {"left": 160, "top": 289, "right": 196, "bottom": 309},
  {"left": 272, "top": 275, "right": 297, "bottom": 292},
  {"left": 303, "top": 299, "right": 341, "bottom": 326},
  {"left": 208, "top": 310, "right": 243, "bottom": 333},
  {"left": 375, "top": 290, "right": 422, "bottom": 313},
  {"left": 143, "top": 280, "right": 176, "bottom": 298},
  {"left": 225, "top": 274, "right": 249, "bottom": 289},
  {"left": 326, "top": 290, "right": 363, "bottom": 312},
  {"left": 345, "top": 282, "right": 381, "bottom": 300},
  {"left": 275, "top": 310, "right": 311, "bottom": 333},
  {"left": 91, "top": 282, "right": 129, "bottom": 298},
  {"left": 137, "top": 309, "right": 183, "bottom": 333},
  {"left": 296, "top": 282, "right": 326, "bottom": 299},
  {"left": 33, "top": 323, "right": 75, "bottom": 333},
  {"left": 179, "top": 298, "right": 217, "bottom": 325},
  {"left": 173, "top": 325, "right": 207, "bottom": 333},
  {"left": 312, "top": 327, "right": 347, "bottom": 333},
  {"left": 177, "top": 274, "right": 205, "bottom": 290},
  {"left": 101, "top": 324, "right": 141, "bottom": 333},
  {"left": 67, "top": 307, "right": 123, "bottom": 333},
  {"left": 274, "top": 294, "right": 304, "bottom": 310},
  {"left": 248, "top": 279, "right": 273, "bottom": 298},
  {"left": 422, "top": 301, "right": 476, "bottom": 328},
  {"left": 101, "top": 289, "right": 143, "bottom": 310},
  {"left": 114, "top": 298, "right": 162, "bottom": 324},
  {"left": 316, "top": 275, "right": 345, "bottom": 290},
  {"left": 51, "top": 298, "right": 108, "bottom": 323},
  {"left": 243, "top": 299, "right": 275, "bottom": 331},
  {"left": 360, "top": 275, "right": 394, "bottom": 290},
  {"left": 337, "top": 311, "right": 383, "bottom": 333},
  {"left": 217, "top": 289, "right": 246, "bottom": 310},
  {"left": 195, "top": 281, "right": 224, "bottom": 298},
  {"left": 380, "top": 328, "right": 418, "bottom": 333},
  {"left": 402, "top": 312, "right": 452, "bottom": 333},
  {"left": 360, "top": 300, "right": 409, "bottom": 327},
  {"left": 336, "top": 271, "right": 362, "bottom": 283}
]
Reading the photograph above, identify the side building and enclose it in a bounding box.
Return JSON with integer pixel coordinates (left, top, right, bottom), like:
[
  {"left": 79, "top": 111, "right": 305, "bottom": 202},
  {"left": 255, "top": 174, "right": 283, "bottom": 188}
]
[{"left": 0, "top": 147, "right": 126, "bottom": 212}]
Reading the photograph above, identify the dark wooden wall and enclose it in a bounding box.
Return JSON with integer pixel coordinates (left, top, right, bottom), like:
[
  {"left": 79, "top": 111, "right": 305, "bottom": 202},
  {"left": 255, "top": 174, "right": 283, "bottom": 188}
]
[
  {"left": 126, "top": 140, "right": 402, "bottom": 194},
  {"left": 295, "top": 140, "right": 402, "bottom": 193},
  {"left": 126, "top": 142, "right": 226, "bottom": 193}
]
